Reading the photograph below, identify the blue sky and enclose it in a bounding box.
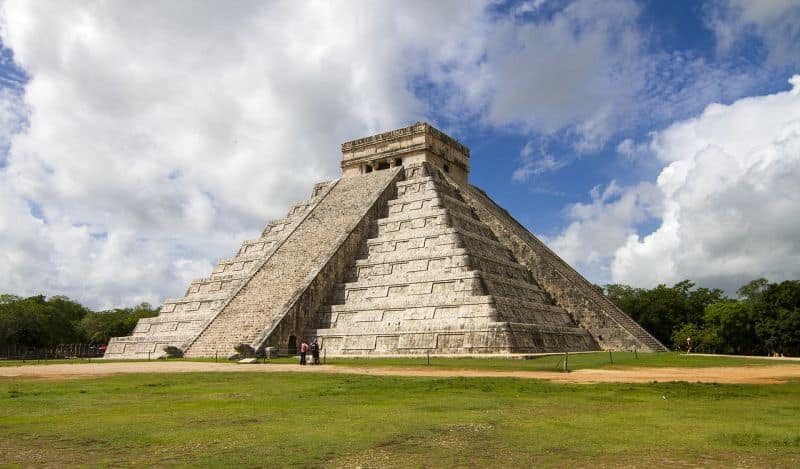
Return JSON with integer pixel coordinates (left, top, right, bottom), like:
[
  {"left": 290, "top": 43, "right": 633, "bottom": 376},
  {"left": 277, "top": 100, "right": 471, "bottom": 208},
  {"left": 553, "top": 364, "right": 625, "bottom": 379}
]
[{"left": 0, "top": 0, "right": 799, "bottom": 308}]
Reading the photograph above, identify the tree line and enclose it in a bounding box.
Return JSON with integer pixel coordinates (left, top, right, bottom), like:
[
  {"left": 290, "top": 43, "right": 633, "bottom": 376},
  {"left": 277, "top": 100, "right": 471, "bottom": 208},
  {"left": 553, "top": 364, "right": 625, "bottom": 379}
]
[
  {"left": 605, "top": 279, "right": 800, "bottom": 356},
  {"left": 0, "top": 294, "right": 159, "bottom": 348},
  {"left": 1, "top": 277, "right": 798, "bottom": 356}
]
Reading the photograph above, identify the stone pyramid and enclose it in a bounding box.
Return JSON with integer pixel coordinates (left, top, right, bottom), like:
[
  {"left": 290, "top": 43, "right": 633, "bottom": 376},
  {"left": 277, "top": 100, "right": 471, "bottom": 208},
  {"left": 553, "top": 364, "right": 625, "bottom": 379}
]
[{"left": 105, "top": 123, "right": 665, "bottom": 359}]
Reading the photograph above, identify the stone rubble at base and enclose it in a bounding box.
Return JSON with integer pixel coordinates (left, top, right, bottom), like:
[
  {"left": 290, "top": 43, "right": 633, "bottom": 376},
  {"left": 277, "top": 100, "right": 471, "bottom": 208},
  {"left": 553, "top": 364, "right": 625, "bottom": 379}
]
[{"left": 105, "top": 123, "right": 666, "bottom": 359}]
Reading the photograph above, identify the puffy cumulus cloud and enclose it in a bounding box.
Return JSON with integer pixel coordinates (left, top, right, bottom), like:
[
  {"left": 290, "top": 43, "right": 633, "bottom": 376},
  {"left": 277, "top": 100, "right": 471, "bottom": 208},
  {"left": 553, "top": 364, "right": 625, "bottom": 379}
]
[
  {"left": 0, "top": 0, "right": 488, "bottom": 308},
  {"left": 456, "top": 0, "right": 766, "bottom": 180},
  {"left": 547, "top": 76, "right": 800, "bottom": 292},
  {"left": 542, "top": 180, "right": 662, "bottom": 283},
  {"left": 472, "top": 0, "right": 644, "bottom": 150},
  {"left": 3, "top": 0, "right": 795, "bottom": 308},
  {"left": 709, "top": 0, "right": 800, "bottom": 66},
  {"left": 613, "top": 75, "right": 800, "bottom": 291}
]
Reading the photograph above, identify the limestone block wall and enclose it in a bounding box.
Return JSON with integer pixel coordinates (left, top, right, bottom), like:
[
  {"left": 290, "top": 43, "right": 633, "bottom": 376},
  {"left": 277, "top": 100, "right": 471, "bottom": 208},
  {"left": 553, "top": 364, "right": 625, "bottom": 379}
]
[
  {"left": 184, "top": 167, "right": 403, "bottom": 357},
  {"left": 255, "top": 167, "right": 405, "bottom": 353},
  {"left": 308, "top": 164, "right": 597, "bottom": 355},
  {"left": 459, "top": 183, "right": 667, "bottom": 352}
]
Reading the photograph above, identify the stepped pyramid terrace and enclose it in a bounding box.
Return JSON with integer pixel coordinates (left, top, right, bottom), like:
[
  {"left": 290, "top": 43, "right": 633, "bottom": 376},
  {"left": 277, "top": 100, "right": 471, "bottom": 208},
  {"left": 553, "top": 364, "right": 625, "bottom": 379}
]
[{"left": 105, "top": 123, "right": 666, "bottom": 359}]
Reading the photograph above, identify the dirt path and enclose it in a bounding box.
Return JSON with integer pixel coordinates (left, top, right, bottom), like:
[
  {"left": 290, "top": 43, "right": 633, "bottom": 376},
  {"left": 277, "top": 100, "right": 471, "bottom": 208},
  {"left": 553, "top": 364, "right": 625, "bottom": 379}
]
[{"left": 2, "top": 361, "right": 800, "bottom": 384}]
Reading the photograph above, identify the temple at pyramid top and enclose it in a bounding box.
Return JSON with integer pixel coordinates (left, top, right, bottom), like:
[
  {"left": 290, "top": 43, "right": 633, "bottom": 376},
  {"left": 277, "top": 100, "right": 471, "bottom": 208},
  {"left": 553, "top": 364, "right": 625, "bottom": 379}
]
[{"left": 341, "top": 122, "right": 470, "bottom": 185}]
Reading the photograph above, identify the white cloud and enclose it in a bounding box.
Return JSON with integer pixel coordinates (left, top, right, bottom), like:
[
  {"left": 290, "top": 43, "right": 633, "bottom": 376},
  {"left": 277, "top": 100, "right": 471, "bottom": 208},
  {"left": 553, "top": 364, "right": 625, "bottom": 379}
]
[
  {"left": 0, "top": 0, "right": 488, "bottom": 308},
  {"left": 1, "top": 0, "right": 797, "bottom": 308},
  {"left": 512, "top": 0, "right": 548, "bottom": 17},
  {"left": 441, "top": 0, "right": 771, "bottom": 160},
  {"left": 613, "top": 75, "right": 800, "bottom": 291},
  {"left": 2, "top": 0, "right": 674, "bottom": 308},
  {"left": 471, "top": 0, "right": 645, "bottom": 150},
  {"left": 552, "top": 76, "right": 800, "bottom": 292},
  {"left": 543, "top": 180, "right": 662, "bottom": 283},
  {"left": 709, "top": 0, "right": 800, "bottom": 66},
  {"left": 512, "top": 140, "right": 567, "bottom": 181}
]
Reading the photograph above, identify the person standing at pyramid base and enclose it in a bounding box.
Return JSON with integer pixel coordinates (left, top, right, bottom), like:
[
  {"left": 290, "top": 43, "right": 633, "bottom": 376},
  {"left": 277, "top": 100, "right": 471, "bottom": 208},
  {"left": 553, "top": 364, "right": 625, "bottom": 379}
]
[
  {"left": 299, "top": 340, "right": 309, "bottom": 365},
  {"left": 311, "top": 339, "right": 320, "bottom": 365}
]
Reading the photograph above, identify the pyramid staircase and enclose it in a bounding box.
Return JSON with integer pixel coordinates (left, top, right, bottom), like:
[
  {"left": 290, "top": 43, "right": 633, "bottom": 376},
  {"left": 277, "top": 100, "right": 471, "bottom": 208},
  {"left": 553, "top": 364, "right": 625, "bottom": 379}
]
[
  {"left": 306, "top": 164, "right": 599, "bottom": 354},
  {"left": 182, "top": 168, "right": 403, "bottom": 357}
]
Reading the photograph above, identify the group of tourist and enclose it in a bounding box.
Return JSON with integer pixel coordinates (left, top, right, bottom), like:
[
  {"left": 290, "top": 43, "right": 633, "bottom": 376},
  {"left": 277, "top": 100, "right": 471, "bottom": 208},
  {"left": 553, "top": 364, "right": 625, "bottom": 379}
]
[{"left": 299, "top": 339, "right": 320, "bottom": 365}]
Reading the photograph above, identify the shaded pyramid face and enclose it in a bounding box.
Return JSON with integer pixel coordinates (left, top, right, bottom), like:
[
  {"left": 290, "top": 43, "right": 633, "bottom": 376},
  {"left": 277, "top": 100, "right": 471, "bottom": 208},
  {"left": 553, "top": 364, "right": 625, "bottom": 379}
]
[
  {"left": 106, "top": 123, "right": 665, "bottom": 359},
  {"left": 308, "top": 164, "right": 598, "bottom": 354}
]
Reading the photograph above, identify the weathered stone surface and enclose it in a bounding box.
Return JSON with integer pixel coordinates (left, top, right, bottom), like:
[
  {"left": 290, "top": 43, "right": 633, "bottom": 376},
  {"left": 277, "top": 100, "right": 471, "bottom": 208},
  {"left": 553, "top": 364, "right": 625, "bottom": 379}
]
[
  {"left": 183, "top": 168, "right": 402, "bottom": 357},
  {"left": 106, "top": 122, "right": 664, "bottom": 359},
  {"left": 306, "top": 163, "right": 598, "bottom": 354},
  {"left": 104, "top": 181, "right": 336, "bottom": 359},
  {"left": 459, "top": 183, "right": 666, "bottom": 351}
]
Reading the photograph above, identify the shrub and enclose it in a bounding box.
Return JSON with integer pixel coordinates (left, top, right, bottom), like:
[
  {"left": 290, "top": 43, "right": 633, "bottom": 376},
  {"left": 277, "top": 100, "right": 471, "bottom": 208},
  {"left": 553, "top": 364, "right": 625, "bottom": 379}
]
[
  {"left": 162, "top": 345, "right": 183, "bottom": 358},
  {"left": 234, "top": 343, "right": 255, "bottom": 358}
]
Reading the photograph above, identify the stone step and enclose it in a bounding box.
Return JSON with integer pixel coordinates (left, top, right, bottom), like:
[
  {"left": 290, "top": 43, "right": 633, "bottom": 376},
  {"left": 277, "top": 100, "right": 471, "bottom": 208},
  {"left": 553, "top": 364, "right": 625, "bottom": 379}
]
[
  {"left": 336, "top": 269, "right": 483, "bottom": 293},
  {"left": 325, "top": 292, "right": 496, "bottom": 312},
  {"left": 314, "top": 316, "right": 499, "bottom": 334},
  {"left": 313, "top": 303, "right": 497, "bottom": 329},
  {"left": 163, "top": 290, "right": 229, "bottom": 306},
  {"left": 386, "top": 194, "right": 475, "bottom": 220},
  {"left": 467, "top": 255, "right": 533, "bottom": 284},
  {"left": 502, "top": 321, "right": 597, "bottom": 335},
  {"left": 259, "top": 216, "right": 298, "bottom": 237},
  {"left": 364, "top": 231, "right": 462, "bottom": 258},
  {"left": 304, "top": 322, "right": 596, "bottom": 355},
  {"left": 385, "top": 188, "right": 461, "bottom": 208},
  {"left": 183, "top": 277, "right": 240, "bottom": 298},
  {"left": 131, "top": 320, "right": 203, "bottom": 337},
  {"left": 377, "top": 207, "right": 450, "bottom": 225},
  {"left": 365, "top": 226, "right": 511, "bottom": 259},
  {"left": 395, "top": 177, "right": 461, "bottom": 200},
  {"left": 135, "top": 311, "right": 211, "bottom": 325},
  {"left": 366, "top": 227, "right": 462, "bottom": 246},
  {"left": 490, "top": 296, "right": 576, "bottom": 327},
  {"left": 349, "top": 253, "right": 471, "bottom": 282},
  {"left": 160, "top": 298, "right": 222, "bottom": 315},
  {"left": 374, "top": 209, "right": 494, "bottom": 239},
  {"left": 210, "top": 253, "right": 265, "bottom": 278},
  {"left": 372, "top": 222, "right": 453, "bottom": 240},
  {"left": 481, "top": 272, "right": 547, "bottom": 298},
  {"left": 356, "top": 245, "right": 469, "bottom": 266},
  {"left": 492, "top": 295, "right": 566, "bottom": 313},
  {"left": 184, "top": 271, "right": 250, "bottom": 295},
  {"left": 311, "top": 180, "right": 334, "bottom": 198},
  {"left": 236, "top": 238, "right": 278, "bottom": 257},
  {"left": 358, "top": 241, "right": 528, "bottom": 279}
]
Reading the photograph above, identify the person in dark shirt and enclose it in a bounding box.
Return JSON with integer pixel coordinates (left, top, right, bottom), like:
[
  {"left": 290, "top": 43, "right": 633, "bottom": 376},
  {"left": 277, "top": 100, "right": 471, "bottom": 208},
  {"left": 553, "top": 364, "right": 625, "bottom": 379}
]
[{"left": 310, "top": 339, "right": 321, "bottom": 365}]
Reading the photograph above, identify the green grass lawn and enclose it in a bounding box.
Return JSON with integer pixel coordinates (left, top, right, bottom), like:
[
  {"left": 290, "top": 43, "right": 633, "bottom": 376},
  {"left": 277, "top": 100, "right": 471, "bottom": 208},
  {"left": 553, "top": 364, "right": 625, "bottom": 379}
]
[
  {"left": 262, "top": 351, "right": 790, "bottom": 371},
  {"left": 2, "top": 371, "right": 799, "bottom": 467},
  {"left": 0, "top": 351, "right": 790, "bottom": 371}
]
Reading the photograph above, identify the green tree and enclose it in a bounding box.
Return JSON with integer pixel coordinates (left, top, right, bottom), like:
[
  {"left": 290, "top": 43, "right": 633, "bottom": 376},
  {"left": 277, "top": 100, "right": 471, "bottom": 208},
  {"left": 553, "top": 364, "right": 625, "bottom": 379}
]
[
  {"left": 750, "top": 280, "right": 800, "bottom": 356},
  {"left": 79, "top": 303, "right": 159, "bottom": 344},
  {"left": 703, "top": 300, "right": 759, "bottom": 355},
  {"left": 670, "top": 322, "right": 707, "bottom": 352},
  {"left": 0, "top": 294, "right": 159, "bottom": 348},
  {"left": 737, "top": 278, "right": 770, "bottom": 300}
]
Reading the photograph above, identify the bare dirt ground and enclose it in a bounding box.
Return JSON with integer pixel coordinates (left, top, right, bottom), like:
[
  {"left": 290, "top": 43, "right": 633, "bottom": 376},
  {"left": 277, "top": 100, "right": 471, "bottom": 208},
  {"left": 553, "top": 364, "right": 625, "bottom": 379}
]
[{"left": 2, "top": 361, "right": 800, "bottom": 384}]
